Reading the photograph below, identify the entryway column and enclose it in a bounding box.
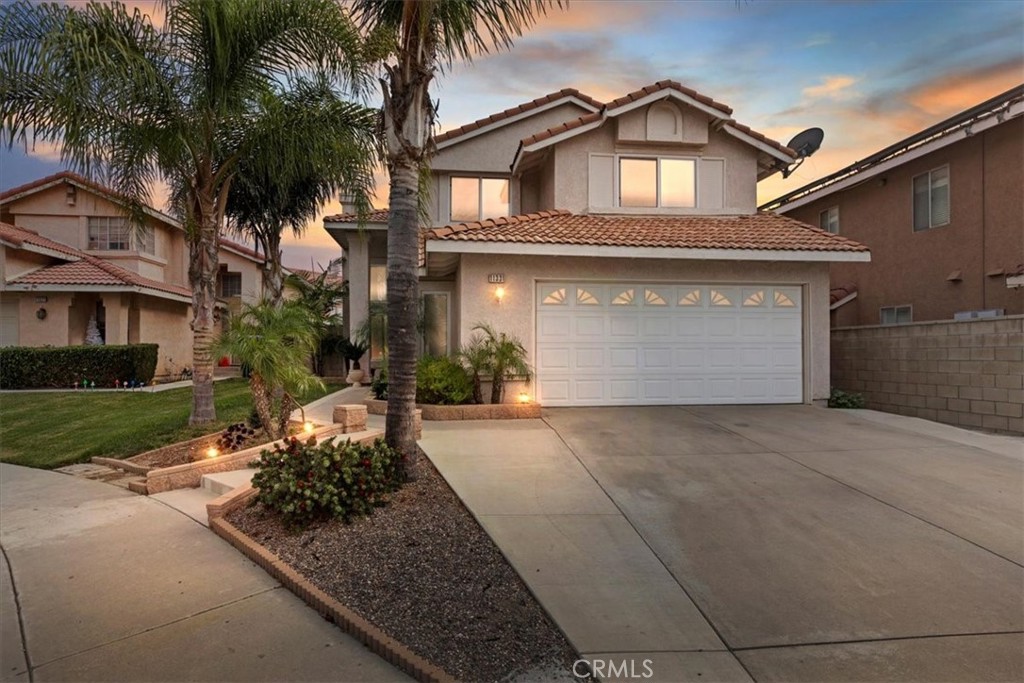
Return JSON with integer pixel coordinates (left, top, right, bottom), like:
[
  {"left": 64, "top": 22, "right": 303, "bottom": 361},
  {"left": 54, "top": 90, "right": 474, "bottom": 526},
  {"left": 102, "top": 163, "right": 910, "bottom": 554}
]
[
  {"left": 345, "top": 233, "right": 370, "bottom": 368},
  {"left": 102, "top": 293, "right": 129, "bottom": 345}
]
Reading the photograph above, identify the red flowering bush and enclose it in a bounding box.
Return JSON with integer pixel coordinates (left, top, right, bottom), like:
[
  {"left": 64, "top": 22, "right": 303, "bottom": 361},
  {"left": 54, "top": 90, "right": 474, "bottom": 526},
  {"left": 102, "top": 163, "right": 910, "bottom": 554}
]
[{"left": 250, "top": 435, "right": 404, "bottom": 527}]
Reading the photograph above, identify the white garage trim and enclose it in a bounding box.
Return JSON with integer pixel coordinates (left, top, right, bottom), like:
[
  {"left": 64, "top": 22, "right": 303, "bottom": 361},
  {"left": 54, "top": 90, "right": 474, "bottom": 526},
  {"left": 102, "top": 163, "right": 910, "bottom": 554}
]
[{"left": 535, "top": 281, "right": 804, "bottom": 407}]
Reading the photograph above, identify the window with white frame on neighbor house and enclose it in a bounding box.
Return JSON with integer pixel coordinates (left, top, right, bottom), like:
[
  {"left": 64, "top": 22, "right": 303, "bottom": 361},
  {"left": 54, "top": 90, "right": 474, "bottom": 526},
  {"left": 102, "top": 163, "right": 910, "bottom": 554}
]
[
  {"left": 87, "top": 216, "right": 155, "bottom": 253},
  {"left": 619, "top": 157, "right": 696, "bottom": 208},
  {"left": 880, "top": 305, "right": 912, "bottom": 325},
  {"left": 450, "top": 177, "right": 509, "bottom": 222},
  {"left": 912, "top": 166, "right": 950, "bottom": 231},
  {"left": 819, "top": 206, "right": 840, "bottom": 234}
]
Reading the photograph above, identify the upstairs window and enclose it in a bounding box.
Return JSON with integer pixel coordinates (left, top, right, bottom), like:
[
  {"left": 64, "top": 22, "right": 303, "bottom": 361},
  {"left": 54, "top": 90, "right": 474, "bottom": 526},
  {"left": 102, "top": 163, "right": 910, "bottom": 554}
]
[
  {"left": 619, "top": 157, "right": 695, "bottom": 208},
  {"left": 87, "top": 216, "right": 155, "bottom": 253},
  {"left": 88, "top": 217, "right": 130, "bottom": 250},
  {"left": 819, "top": 206, "right": 839, "bottom": 234},
  {"left": 219, "top": 272, "right": 242, "bottom": 298},
  {"left": 913, "top": 166, "right": 949, "bottom": 231},
  {"left": 880, "top": 305, "right": 912, "bottom": 325},
  {"left": 450, "top": 177, "right": 508, "bottom": 222}
]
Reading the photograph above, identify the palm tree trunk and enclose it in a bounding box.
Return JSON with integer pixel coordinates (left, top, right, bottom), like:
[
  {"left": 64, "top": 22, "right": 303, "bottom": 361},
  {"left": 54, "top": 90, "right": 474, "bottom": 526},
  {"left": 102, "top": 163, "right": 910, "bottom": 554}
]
[
  {"left": 277, "top": 392, "right": 296, "bottom": 438},
  {"left": 250, "top": 373, "right": 277, "bottom": 438},
  {"left": 261, "top": 231, "right": 285, "bottom": 305},
  {"left": 384, "top": 159, "right": 421, "bottom": 458},
  {"left": 189, "top": 210, "right": 220, "bottom": 425},
  {"left": 490, "top": 374, "right": 504, "bottom": 405},
  {"left": 471, "top": 373, "right": 483, "bottom": 405}
]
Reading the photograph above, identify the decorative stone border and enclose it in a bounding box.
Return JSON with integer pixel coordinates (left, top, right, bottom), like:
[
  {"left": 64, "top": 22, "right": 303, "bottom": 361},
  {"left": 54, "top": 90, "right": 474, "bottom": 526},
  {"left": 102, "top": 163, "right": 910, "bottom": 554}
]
[
  {"left": 142, "top": 425, "right": 380, "bottom": 495},
  {"left": 364, "top": 398, "right": 541, "bottom": 421},
  {"left": 208, "top": 514, "right": 453, "bottom": 683}
]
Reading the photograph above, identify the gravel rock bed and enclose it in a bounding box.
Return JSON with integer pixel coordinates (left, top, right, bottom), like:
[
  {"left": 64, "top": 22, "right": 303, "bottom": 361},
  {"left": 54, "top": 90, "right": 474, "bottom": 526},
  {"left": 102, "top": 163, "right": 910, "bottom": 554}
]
[{"left": 226, "top": 453, "right": 581, "bottom": 682}]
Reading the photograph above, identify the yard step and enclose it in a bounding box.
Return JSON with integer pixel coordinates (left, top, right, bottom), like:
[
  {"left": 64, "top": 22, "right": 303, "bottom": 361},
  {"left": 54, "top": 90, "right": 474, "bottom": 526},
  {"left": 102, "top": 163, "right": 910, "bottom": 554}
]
[
  {"left": 55, "top": 463, "right": 124, "bottom": 482},
  {"left": 201, "top": 468, "right": 257, "bottom": 496},
  {"left": 151, "top": 486, "right": 220, "bottom": 527}
]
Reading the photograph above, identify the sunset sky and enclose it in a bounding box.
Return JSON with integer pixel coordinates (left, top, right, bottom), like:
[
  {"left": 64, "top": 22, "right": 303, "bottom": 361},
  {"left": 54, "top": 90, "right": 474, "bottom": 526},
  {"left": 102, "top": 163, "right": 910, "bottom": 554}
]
[{"left": 1, "top": 0, "right": 1022, "bottom": 270}]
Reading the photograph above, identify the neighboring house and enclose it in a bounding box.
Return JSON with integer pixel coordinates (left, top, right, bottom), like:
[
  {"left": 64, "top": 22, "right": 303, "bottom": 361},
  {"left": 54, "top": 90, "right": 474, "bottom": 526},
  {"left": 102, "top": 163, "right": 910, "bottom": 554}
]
[
  {"left": 326, "top": 81, "right": 869, "bottom": 407},
  {"left": 762, "top": 85, "right": 1023, "bottom": 327},
  {"left": 0, "top": 171, "right": 267, "bottom": 377}
]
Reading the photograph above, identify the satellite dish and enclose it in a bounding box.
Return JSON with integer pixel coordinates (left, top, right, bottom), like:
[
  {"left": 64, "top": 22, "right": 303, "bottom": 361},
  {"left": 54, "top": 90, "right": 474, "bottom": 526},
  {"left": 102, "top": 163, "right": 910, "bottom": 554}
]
[{"left": 781, "top": 127, "right": 824, "bottom": 178}]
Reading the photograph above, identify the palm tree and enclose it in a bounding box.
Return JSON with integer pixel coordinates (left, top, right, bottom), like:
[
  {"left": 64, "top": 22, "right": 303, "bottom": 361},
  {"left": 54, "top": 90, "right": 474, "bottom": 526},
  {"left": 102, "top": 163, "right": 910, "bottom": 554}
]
[
  {"left": 227, "top": 79, "right": 379, "bottom": 305},
  {"left": 351, "top": 0, "right": 560, "bottom": 458},
  {"left": 459, "top": 333, "right": 489, "bottom": 405},
  {"left": 1, "top": 0, "right": 372, "bottom": 424},
  {"left": 473, "top": 323, "right": 531, "bottom": 404},
  {"left": 214, "top": 300, "right": 323, "bottom": 439},
  {"left": 285, "top": 261, "right": 347, "bottom": 375}
]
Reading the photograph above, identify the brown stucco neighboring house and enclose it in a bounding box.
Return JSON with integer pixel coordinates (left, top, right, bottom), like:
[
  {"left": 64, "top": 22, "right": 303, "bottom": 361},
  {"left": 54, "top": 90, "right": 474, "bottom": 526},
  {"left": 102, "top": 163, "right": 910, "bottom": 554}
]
[
  {"left": 0, "top": 171, "right": 267, "bottom": 377},
  {"left": 326, "top": 80, "right": 870, "bottom": 407},
  {"left": 762, "top": 85, "right": 1024, "bottom": 327}
]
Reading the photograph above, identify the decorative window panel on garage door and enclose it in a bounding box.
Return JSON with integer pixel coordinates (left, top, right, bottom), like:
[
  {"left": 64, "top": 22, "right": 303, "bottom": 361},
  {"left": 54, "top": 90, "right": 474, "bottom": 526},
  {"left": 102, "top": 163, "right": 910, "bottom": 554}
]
[{"left": 536, "top": 282, "right": 803, "bottom": 406}]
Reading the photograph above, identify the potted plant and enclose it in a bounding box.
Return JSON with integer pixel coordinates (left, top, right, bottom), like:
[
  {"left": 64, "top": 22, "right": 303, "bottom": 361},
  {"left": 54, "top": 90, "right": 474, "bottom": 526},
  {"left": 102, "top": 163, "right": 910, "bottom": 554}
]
[{"left": 341, "top": 337, "right": 370, "bottom": 386}]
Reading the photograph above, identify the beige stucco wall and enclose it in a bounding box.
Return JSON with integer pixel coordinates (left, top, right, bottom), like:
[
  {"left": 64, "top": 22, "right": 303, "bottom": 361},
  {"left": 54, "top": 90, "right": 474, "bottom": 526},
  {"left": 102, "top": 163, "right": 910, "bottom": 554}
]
[
  {"left": 218, "top": 250, "right": 264, "bottom": 305},
  {"left": 550, "top": 109, "right": 760, "bottom": 215},
  {"left": 138, "top": 296, "right": 192, "bottom": 376},
  {"left": 15, "top": 292, "right": 73, "bottom": 346},
  {"left": 455, "top": 253, "right": 833, "bottom": 403},
  {"left": 1, "top": 246, "right": 50, "bottom": 282}
]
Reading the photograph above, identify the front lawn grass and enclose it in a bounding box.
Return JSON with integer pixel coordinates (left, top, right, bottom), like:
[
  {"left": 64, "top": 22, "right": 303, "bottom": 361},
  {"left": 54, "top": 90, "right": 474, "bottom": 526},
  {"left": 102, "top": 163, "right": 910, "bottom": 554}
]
[{"left": 0, "top": 379, "right": 345, "bottom": 469}]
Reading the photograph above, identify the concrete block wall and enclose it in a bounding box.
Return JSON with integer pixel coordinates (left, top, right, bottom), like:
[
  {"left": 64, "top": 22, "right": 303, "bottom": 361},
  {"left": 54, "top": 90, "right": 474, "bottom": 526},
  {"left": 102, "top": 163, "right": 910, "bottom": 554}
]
[{"left": 831, "top": 316, "right": 1023, "bottom": 435}]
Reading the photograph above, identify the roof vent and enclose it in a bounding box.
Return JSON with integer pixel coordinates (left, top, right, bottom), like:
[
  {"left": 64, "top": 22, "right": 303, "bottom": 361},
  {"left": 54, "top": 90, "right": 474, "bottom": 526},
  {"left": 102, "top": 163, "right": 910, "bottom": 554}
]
[{"left": 65, "top": 185, "right": 76, "bottom": 206}]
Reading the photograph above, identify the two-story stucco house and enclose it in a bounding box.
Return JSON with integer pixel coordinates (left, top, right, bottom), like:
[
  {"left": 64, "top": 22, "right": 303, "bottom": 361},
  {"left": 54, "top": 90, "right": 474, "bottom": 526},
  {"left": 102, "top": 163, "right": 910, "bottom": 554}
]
[
  {"left": 762, "top": 85, "right": 1023, "bottom": 328},
  {"left": 0, "top": 171, "right": 267, "bottom": 377},
  {"left": 326, "top": 81, "right": 870, "bottom": 407}
]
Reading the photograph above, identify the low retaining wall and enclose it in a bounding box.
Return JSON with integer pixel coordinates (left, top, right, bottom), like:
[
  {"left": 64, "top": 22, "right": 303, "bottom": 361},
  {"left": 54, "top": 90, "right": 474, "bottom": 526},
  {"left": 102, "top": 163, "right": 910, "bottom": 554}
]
[
  {"left": 831, "top": 316, "right": 1023, "bottom": 434},
  {"left": 364, "top": 399, "right": 541, "bottom": 421},
  {"left": 144, "top": 426, "right": 380, "bottom": 494}
]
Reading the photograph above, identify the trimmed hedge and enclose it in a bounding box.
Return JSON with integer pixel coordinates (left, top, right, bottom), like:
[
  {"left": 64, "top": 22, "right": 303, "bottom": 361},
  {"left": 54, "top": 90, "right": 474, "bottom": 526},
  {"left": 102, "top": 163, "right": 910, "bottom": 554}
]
[{"left": 0, "top": 344, "right": 159, "bottom": 389}]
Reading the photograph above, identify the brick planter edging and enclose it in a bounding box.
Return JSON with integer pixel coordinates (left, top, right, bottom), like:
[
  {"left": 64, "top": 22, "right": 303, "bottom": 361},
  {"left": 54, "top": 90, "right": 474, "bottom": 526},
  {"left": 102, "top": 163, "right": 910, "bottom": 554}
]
[
  {"left": 364, "top": 399, "right": 541, "bottom": 421},
  {"left": 208, "top": 515, "right": 454, "bottom": 683}
]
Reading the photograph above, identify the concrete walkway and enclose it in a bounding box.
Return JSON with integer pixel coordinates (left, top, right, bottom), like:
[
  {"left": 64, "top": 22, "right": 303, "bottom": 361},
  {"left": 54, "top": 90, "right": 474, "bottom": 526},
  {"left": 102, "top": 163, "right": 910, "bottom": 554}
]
[
  {"left": 420, "top": 407, "right": 1024, "bottom": 683},
  {"left": 0, "top": 464, "right": 408, "bottom": 682},
  {"left": 291, "top": 384, "right": 372, "bottom": 426}
]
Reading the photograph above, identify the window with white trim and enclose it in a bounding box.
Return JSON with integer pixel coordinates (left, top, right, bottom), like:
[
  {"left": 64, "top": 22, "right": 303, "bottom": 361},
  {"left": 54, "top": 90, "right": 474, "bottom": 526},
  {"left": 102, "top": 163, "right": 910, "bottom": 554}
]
[
  {"left": 912, "top": 166, "right": 949, "bottom": 231},
  {"left": 88, "top": 217, "right": 130, "bottom": 250},
  {"left": 87, "top": 216, "right": 155, "bottom": 253},
  {"left": 819, "top": 206, "right": 839, "bottom": 234},
  {"left": 450, "top": 177, "right": 509, "bottom": 222},
  {"left": 619, "top": 157, "right": 695, "bottom": 208},
  {"left": 880, "top": 305, "right": 912, "bottom": 325}
]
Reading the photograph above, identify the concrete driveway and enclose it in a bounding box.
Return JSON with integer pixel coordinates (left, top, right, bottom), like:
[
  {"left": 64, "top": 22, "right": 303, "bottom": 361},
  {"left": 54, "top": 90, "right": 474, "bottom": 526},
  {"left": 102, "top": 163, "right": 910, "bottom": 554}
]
[{"left": 422, "top": 406, "right": 1024, "bottom": 682}]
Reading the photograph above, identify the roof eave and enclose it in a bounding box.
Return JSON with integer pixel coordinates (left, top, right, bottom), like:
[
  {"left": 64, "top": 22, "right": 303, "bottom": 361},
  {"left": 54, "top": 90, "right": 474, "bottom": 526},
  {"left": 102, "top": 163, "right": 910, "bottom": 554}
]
[
  {"left": 4, "top": 282, "right": 191, "bottom": 303},
  {"left": 425, "top": 239, "right": 871, "bottom": 263}
]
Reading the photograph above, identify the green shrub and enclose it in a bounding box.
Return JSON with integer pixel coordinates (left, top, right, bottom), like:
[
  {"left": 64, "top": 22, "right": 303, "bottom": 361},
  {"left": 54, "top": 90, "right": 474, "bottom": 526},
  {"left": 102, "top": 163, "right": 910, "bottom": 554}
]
[
  {"left": 0, "top": 344, "right": 159, "bottom": 389},
  {"left": 251, "top": 435, "right": 404, "bottom": 527},
  {"left": 416, "top": 355, "right": 472, "bottom": 405},
  {"left": 371, "top": 363, "right": 388, "bottom": 400},
  {"left": 828, "top": 387, "right": 866, "bottom": 409}
]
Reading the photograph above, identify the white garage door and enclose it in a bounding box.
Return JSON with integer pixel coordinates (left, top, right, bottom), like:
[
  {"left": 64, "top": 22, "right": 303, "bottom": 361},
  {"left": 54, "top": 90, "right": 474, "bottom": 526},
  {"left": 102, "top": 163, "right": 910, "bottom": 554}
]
[{"left": 535, "top": 282, "right": 803, "bottom": 406}]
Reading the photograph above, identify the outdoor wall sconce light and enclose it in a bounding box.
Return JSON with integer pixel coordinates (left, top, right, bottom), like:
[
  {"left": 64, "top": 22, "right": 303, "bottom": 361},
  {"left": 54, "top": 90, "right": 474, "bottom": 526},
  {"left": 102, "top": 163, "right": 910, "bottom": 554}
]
[
  {"left": 494, "top": 286, "right": 506, "bottom": 303},
  {"left": 36, "top": 308, "right": 47, "bottom": 320}
]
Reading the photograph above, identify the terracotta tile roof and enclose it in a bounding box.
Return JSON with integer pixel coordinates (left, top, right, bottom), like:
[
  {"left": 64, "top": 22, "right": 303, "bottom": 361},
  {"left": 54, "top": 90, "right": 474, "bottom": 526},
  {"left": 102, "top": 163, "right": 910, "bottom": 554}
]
[
  {"left": 830, "top": 284, "right": 858, "bottom": 305},
  {"left": 517, "top": 81, "right": 793, "bottom": 158},
  {"left": 424, "top": 210, "right": 869, "bottom": 253},
  {"left": 433, "top": 88, "right": 602, "bottom": 146},
  {"left": 0, "top": 221, "right": 84, "bottom": 259},
  {"left": 605, "top": 80, "right": 733, "bottom": 116},
  {"left": 322, "top": 208, "right": 391, "bottom": 223},
  {"left": 2, "top": 221, "right": 191, "bottom": 299},
  {"left": 520, "top": 111, "right": 604, "bottom": 147},
  {"left": 8, "top": 255, "right": 192, "bottom": 298},
  {"left": 218, "top": 237, "right": 264, "bottom": 261},
  {"left": 727, "top": 121, "right": 797, "bottom": 157},
  {"left": 0, "top": 170, "right": 182, "bottom": 227}
]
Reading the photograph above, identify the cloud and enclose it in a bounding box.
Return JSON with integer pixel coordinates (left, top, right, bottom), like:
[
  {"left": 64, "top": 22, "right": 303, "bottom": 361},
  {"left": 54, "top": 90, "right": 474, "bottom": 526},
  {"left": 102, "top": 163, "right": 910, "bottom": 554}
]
[
  {"left": 803, "top": 33, "right": 832, "bottom": 48},
  {"left": 904, "top": 58, "right": 1023, "bottom": 115},
  {"left": 802, "top": 75, "right": 859, "bottom": 101}
]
